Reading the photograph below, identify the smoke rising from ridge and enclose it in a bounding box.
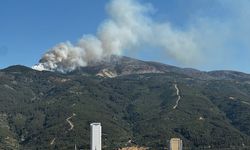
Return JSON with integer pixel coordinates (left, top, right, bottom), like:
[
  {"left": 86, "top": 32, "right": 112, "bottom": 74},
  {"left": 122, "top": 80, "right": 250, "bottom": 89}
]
[{"left": 33, "top": 0, "right": 203, "bottom": 72}]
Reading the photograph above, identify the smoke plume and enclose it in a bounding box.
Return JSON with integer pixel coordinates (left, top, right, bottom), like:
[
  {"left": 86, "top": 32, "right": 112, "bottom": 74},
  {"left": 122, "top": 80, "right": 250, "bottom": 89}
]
[{"left": 33, "top": 0, "right": 202, "bottom": 72}]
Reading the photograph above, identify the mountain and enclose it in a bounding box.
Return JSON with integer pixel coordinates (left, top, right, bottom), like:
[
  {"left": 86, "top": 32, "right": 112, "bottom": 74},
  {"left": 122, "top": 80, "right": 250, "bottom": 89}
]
[
  {"left": 71, "top": 55, "right": 212, "bottom": 79},
  {"left": 1, "top": 56, "right": 250, "bottom": 149}
]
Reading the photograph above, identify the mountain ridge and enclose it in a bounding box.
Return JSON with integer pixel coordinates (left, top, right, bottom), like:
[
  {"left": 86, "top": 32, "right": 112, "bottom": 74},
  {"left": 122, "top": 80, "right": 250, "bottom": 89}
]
[
  {"left": 3, "top": 55, "right": 250, "bottom": 80},
  {"left": 1, "top": 56, "right": 250, "bottom": 149}
]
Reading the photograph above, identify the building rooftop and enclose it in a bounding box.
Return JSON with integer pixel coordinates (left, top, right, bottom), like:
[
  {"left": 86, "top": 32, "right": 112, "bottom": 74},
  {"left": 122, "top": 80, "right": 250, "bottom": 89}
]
[{"left": 90, "top": 123, "right": 101, "bottom": 126}]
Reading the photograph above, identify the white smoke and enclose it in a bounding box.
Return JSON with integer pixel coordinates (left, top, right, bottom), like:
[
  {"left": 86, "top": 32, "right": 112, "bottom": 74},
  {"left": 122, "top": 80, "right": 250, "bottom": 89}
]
[{"left": 33, "top": 0, "right": 202, "bottom": 73}]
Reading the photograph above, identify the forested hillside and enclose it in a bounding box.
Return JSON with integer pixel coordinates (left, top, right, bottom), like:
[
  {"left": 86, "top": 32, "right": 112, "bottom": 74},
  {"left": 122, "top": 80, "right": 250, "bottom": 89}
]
[{"left": 1, "top": 57, "right": 250, "bottom": 149}]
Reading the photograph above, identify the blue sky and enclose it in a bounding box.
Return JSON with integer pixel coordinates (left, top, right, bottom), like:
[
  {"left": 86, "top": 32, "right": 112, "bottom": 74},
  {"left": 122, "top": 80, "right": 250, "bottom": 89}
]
[{"left": 1, "top": 0, "right": 250, "bottom": 73}]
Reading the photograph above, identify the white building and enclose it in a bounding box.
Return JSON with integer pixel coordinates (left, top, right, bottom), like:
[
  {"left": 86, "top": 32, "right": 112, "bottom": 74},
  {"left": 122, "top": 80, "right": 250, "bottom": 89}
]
[
  {"left": 90, "top": 123, "right": 102, "bottom": 150},
  {"left": 169, "top": 138, "right": 183, "bottom": 150}
]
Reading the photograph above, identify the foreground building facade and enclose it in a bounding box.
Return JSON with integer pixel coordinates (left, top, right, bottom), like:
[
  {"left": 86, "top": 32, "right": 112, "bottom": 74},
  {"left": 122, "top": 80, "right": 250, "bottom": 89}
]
[
  {"left": 169, "top": 138, "right": 183, "bottom": 150},
  {"left": 90, "top": 123, "right": 102, "bottom": 150}
]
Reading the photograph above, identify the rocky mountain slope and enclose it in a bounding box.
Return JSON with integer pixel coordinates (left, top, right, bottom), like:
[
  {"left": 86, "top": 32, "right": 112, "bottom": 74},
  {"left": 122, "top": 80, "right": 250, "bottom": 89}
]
[{"left": 1, "top": 56, "right": 250, "bottom": 149}]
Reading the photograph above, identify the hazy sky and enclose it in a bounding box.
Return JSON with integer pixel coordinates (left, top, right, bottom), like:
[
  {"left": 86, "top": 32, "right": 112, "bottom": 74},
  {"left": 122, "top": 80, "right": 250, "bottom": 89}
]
[{"left": 1, "top": 0, "right": 250, "bottom": 73}]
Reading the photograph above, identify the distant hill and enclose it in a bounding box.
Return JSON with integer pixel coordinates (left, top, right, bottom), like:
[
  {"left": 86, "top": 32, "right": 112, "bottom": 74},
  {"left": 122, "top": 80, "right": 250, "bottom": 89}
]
[{"left": 1, "top": 56, "right": 250, "bottom": 149}]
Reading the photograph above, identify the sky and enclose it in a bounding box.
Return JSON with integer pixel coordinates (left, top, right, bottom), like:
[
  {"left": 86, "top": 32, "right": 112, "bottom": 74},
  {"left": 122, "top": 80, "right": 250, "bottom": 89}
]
[{"left": 0, "top": 0, "right": 250, "bottom": 73}]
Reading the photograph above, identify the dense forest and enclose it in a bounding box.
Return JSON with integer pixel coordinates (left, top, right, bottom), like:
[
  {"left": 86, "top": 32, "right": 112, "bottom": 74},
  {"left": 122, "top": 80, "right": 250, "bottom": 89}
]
[{"left": 1, "top": 57, "right": 250, "bottom": 149}]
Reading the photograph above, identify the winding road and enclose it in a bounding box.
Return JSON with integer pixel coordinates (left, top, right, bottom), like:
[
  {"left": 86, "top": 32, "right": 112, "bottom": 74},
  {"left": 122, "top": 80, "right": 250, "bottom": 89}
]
[
  {"left": 50, "top": 138, "right": 56, "bottom": 145},
  {"left": 49, "top": 113, "right": 76, "bottom": 146},
  {"left": 173, "top": 84, "right": 181, "bottom": 109},
  {"left": 66, "top": 113, "right": 76, "bottom": 131}
]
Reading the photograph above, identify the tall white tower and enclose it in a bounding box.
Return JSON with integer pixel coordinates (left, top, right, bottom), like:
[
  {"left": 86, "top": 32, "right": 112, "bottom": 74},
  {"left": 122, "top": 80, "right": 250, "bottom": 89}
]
[{"left": 90, "top": 123, "right": 102, "bottom": 150}]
